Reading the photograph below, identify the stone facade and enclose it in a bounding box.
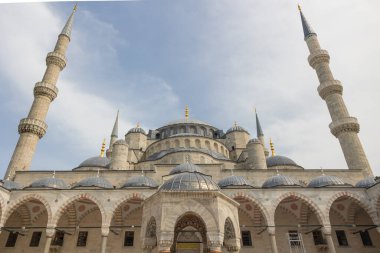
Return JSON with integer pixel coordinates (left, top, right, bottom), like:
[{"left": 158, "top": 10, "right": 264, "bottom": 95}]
[{"left": 1, "top": 6, "right": 379, "bottom": 253}]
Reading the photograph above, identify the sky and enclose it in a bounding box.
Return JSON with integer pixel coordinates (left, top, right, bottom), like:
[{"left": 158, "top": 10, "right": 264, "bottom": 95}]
[{"left": 0, "top": 0, "right": 379, "bottom": 176}]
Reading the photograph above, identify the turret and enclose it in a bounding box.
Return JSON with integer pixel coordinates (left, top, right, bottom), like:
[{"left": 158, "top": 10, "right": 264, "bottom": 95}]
[
  {"left": 299, "top": 6, "right": 372, "bottom": 175},
  {"left": 246, "top": 139, "right": 267, "bottom": 169},
  {"left": 4, "top": 5, "right": 77, "bottom": 179},
  {"left": 106, "top": 110, "right": 119, "bottom": 158},
  {"left": 110, "top": 139, "right": 129, "bottom": 170},
  {"left": 255, "top": 109, "right": 269, "bottom": 157},
  {"left": 125, "top": 123, "right": 147, "bottom": 163},
  {"left": 225, "top": 122, "right": 250, "bottom": 161}
]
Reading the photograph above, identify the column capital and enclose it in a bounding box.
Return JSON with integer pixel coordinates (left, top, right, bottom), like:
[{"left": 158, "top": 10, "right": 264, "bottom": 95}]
[
  {"left": 45, "top": 227, "right": 56, "bottom": 237},
  {"left": 101, "top": 226, "right": 110, "bottom": 237}
]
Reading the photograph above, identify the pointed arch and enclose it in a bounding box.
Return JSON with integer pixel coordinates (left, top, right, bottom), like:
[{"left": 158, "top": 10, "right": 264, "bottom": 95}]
[
  {"left": 51, "top": 193, "right": 105, "bottom": 227},
  {"left": 271, "top": 192, "right": 326, "bottom": 225},
  {"left": 2, "top": 194, "right": 52, "bottom": 226},
  {"left": 224, "top": 217, "right": 236, "bottom": 240},
  {"left": 230, "top": 192, "right": 270, "bottom": 225}
]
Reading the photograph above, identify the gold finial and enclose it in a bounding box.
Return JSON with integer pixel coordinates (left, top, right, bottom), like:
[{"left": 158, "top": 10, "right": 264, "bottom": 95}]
[
  {"left": 73, "top": 3, "right": 78, "bottom": 12},
  {"left": 269, "top": 138, "right": 276, "bottom": 156},
  {"left": 100, "top": 138, "right": 106, "bottom": 157},
  {"left": 298, "top": 4, "right": 301, "bottom": 11},
  {"left": 185, "top": 105, "right": 189, "bottom": 120}
]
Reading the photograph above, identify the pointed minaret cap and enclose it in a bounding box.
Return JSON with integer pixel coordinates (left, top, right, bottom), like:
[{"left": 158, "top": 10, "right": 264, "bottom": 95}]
[
  {"left": 255, "top": 108, "right": 264, "bottom": 137},
  {"left": 298, "top": 4, "right": 317, "bottom": 39},
  {"left": 111, "top": 110, "right": 119, "bottom": 138},
  {"left": 60, "top": 3, "right": 77, "bottom": 40}
]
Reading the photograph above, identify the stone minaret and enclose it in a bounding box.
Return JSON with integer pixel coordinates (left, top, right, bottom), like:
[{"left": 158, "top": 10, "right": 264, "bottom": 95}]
[
  {"left": 299, "top": 6, "right": 371, "bottom": 174},
  {"left": 106, "top": 110, "right": 119, "bottom": 158},
  {"left": 255, "top": 109, "right": 269, "bottom": 157},
  {"left": 4, "top": 7, "right": 76, "bottom": 179}
]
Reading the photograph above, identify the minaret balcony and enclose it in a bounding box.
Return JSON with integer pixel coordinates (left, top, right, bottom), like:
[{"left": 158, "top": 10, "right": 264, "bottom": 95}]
[
  {"left": 317, "top": 80, "right": 343, "bottom": 99},
  {"left": 329, "top": 117, "right": 360, "bottom": 137},
  {"left": 34, "top": 82, "right": 59, "bottom": 101},
  {"left": 46, "top": 51, "right": 67, "bottom": 70},
  {"left": 18, "top": 118, "right": 48, "bottom": 138},
  {"left": 308, "top": 49, "right": 330, "bottom": 68}
]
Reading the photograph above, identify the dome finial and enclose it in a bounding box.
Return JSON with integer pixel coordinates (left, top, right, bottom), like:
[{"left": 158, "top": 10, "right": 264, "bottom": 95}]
[
  {"left": 298, "top": 4, "right": 301, "bottom": 11},
  {"left": 141, "top": 169, "right": 145, "bottom": 176},
  {"left": 185, "top": 105, "right": 189, "bottom": 121},
  {"left": 234, "top": 121, "right": 237, "bottom": 127},
  {"left": 136, "top": 122, "right": 140, "bottom": 128},
  {"left": 52, "top": 171, "right": 56, "bottom": 178},
  {"left": 320, "top": 167, "right": 325, "bottom": 175},
  {"left": 276, "top": 169, "right": 280, "bottom": 175},
  {"left": 100, "top": 138, "right": 106, "bottom": 157},
  {"left": 270, "top": 138, "right": 276, "bottom": 156},
  {"left": 97, "top": 169, "right": 100, "bottom": 178}
]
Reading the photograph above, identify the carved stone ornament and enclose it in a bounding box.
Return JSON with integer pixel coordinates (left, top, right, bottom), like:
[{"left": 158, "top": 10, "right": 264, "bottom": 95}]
[
  {"left": 46, "top": 51, "right": 67, "bottom": 70},
  {"left": 308, "top": 49, "right": 330, "bottom": 68},
  {"left": 34, "top": 82, "right": 59, "bottom": 101},
  {"left": 18, "top": 118, "right": 48, "bottom": 138}
]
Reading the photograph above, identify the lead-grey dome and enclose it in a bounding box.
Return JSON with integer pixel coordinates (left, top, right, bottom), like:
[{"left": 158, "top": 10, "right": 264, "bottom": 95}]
[
  {"left": 78, "top": 156, "right": 110, "bottom": 168},
  {"left": 121, "top": 175, "right": 158, "bottom": 188},
  {"left": 308, "top": 175, "right": 346, "bottom": 188},
  {"left": 127, "top": 127, "right": 146, "bottom": 135},
  {"left": 73, "top": 176, "right": 113, "bottom": 189},
  {"left": 160, "top": 172, "right": 219, "bottom": 191},
  {"left": 1, "top": 180, "right": 22, "bottom": 190},
  {"left": 163, "top": 118, "right": 211, "bottom": 127},
  {"left": 169, "top": 162, "right": 201, "bottom": 175},
  {"left": 262, "top": 174, "right": 301, "bottom": 188},
  {"left": 356, "top": 177, "right": 377, "bottom": 188},
  {"left": 218, "top": 175, "right": 253, "bottom": 188},
  {"left": 226, "top": 125, "right": 249, "bottom": 134},
  {"left": 29, "top": 177, "right": 68, "bottom": 189},
  {"left": 266, "top": 155, "right": 299, "bottom": 167}
]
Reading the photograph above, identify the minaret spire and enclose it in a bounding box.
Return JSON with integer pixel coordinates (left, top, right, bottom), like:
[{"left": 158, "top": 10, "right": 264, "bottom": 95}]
[
  {"left": 4, "top": 6, "right": 77, "bottom": 179},
  {"left": 255, "top": 108, "right": 269, "bottom": 157},
  {"left": 299, "top": 6, "right": 372, "bottom": 175}
]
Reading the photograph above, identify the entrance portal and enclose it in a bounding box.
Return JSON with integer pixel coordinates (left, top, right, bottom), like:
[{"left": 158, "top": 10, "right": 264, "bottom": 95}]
[{"left": 172, "top": 213, "right": 207, "bottom": 253}]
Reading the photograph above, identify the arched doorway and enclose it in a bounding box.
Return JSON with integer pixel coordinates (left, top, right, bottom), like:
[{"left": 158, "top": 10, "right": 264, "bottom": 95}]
[{"left": 172, "top": 213, "right": 207, "bottom": 253}]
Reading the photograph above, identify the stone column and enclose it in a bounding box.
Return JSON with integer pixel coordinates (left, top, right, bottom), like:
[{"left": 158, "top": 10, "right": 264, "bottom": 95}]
[
  {"left": 43, "top": 228, "right": 55, "bottom": 253},
  {"left": 322, "top": 226, "right": 336, "bottom": 253},
  {"left": 158, "top": 232, "right": 173, "bottom": 253},
  {"left": 207, "top": 232, "right": 223, "bottom": 253},
  {"left": 100, "top": 226, "right": 109, "bottom": 253},
  {"left": 268, "top": 227, "right": 278, "bottom": 253}
]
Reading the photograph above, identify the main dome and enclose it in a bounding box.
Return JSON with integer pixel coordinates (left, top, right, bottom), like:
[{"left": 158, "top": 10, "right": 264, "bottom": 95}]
[
  {"left": 77, "top": 156, "right": 110, "bottom": 168},
  {"left": 162, "top": 118, "right": 211, "bottom": 127},
  {"left": 266, "top": 155, "right": 301, "bottom": 168}
]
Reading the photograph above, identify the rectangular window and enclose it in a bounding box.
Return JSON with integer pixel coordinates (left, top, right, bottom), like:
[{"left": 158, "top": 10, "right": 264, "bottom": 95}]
[
  {"left": 124, "top": 231, "right": 134, "bottom": 247},
  {"left": 241, "top": 231, "right": 252, "bottom": 246},
  {"left": 76, "top": 231, "right": 88, "bottom": 247},
  {"left": 312, "top": 230, "right": 326, "bottom": 245},
  {"left": 5, "top": 232, "right": 18, "bottom": 247},
  {"left": 52, "top": 231, "right": 65, "bottom": 246},
  {"left": 29, "top": 231, "right": 42, "bottom": 247},
  {"left": 359, "top": 230, "right": 373, "bottom": 246},
  {"left": 288, "top": 230, "right": 301, "bottom": 247},
  {"left": 336, "top": 230, "right": 348, "bottom": 246}
]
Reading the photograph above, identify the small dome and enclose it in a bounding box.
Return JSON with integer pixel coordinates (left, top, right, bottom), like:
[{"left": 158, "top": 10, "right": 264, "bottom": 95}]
[
  {"left": 218, "top": 175, "right": 253, "bottom": 188},
  {"left": 226, "top": 125, "right": 249, "bottom": 135},
  {"left": 78, "top": 156, "right": 110, "bottom": 168},
  {"left": 169, "top": 162, "right": 201, "bottom": 175},
  {"left": 266, "top": 155, "right": 299, "bottom": 167},
  {"left": 122, "top": 175, "right": 158, "bottom": 188},
  {"left": 1, "top": 180, "right": 22, "bottom": 190},
  {"left": 29, "top": 177, "right": 68, "bottom": 189},
  {"left": 356, "top": 177, "right": 377, "bottom": 188},
  {"left": 114, "top": 139, "right": 127, "bottom": 145},
  {"left": 127, "top": 127, "right": 146, "bottom": 135},
  {"left": 160, "top": 172, "right": 219, "bottom": 191},
  {"left": 73, "top": 176, "right": 113, "bottom": 189},
  {"left": 262, "top": 174, "right": 301, "bottom": 188},
  {"left": 308, "top": 175, "right": 346, "bottom": 188}
]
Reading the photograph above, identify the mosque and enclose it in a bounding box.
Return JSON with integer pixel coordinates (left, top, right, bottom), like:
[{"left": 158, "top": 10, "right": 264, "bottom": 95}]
[{"left": 0, "top": 4, "right": 379, "bottom": 253}]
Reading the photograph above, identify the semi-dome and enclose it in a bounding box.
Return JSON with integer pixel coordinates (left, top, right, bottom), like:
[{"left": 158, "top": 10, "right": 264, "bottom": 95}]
[
  {"left": 78, "top": 156, "right": 110, "bottom": 168},
  {"left": 1, "top": 180, "right": 22, "bottom": 190},
  {"left": 262, "top": 174, "right": 301, "bottom": 188},
  {"left": 73, "top": 176, "right": 113, "bottom": 189},
  {"left": 169, "top": 162, "right": 201, "bottom": 175},
  {"left": 308, "top": 175, "right": 346, "bottom": 188},
  {"left": 266, "top": 155, "right": 299, "bottom": 167},
  {"left": 127, "top": 127, "right": 146, "bottom": 135},
  {"left": 226, "top": 125, "right": 249, "bottom": 135},
  {"left": 121, "top": 175, "right": 158, "bottom": 188},
  {"left": 356, "top": 177, "right": 377, "bottom": 188},
  {"left": 29, "top": 177, "right": 68, "bottom": 189},
  {"left": 218, "top": 175, "right": 253, "bottom": 188},
  {"left": 160, "top": 172, "right": 219, "bottom": 191}
]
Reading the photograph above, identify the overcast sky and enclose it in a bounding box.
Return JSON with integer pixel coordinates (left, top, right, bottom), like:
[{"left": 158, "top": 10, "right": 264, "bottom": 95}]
[{"left": 0, "top": 0, "right": 379, "bottom": 177}]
